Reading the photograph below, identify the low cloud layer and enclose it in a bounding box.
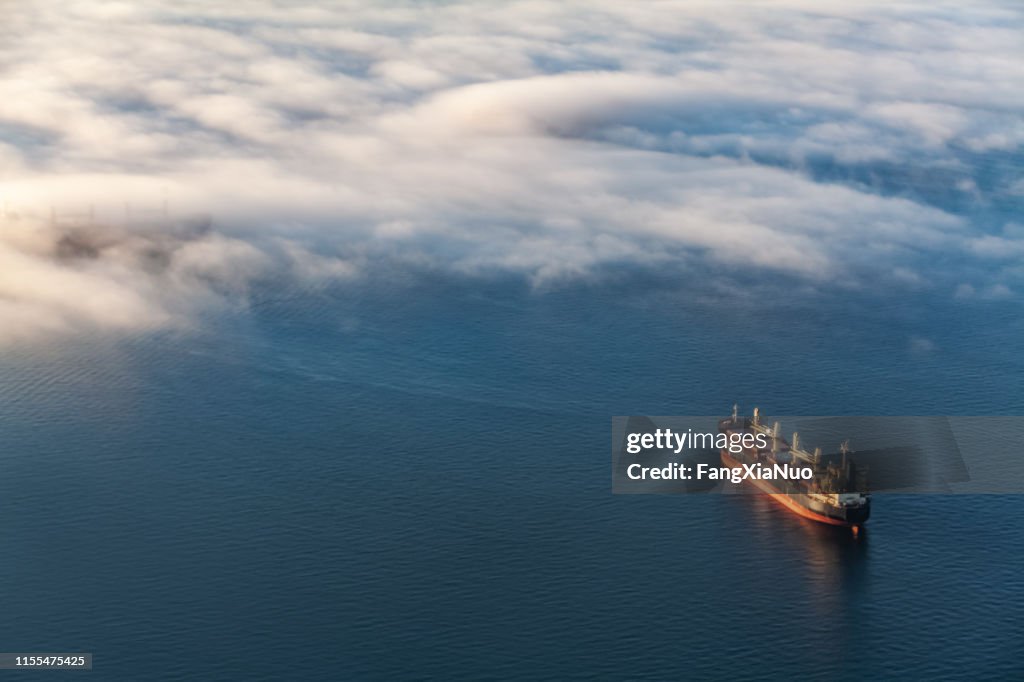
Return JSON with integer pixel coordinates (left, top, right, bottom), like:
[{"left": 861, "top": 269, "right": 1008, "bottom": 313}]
[{"left": 1, "top": 0, "right": 1022, "bottom": 344}]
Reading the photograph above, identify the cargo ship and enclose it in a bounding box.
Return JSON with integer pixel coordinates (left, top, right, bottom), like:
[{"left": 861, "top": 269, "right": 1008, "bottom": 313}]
[{"left": 719, "top": 406, "right": 870, "bottom": 534}]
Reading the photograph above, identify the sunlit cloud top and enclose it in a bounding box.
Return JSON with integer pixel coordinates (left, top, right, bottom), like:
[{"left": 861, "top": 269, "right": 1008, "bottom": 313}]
[{"left": 1, "top": 0, "right": 1022, "bottom": 344}]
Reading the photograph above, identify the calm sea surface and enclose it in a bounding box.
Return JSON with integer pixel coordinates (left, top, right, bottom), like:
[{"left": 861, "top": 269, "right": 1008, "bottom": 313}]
[{"left": 0, "top": 276, "right": 1022, "bottom": 680}]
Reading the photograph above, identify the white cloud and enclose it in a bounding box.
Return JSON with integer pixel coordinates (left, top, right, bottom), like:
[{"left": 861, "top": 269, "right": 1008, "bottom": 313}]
[
  {"left": 968, "top": 231, "right": 1024, "bottom": 260},
  {"left": 0, "top": 0, "right": 1021, "bottom": 345}
]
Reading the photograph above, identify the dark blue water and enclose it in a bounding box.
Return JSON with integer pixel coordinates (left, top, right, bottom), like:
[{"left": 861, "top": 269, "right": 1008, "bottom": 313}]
[{"left": 0, "top": 275, "right": 1022, "bottom": 679}]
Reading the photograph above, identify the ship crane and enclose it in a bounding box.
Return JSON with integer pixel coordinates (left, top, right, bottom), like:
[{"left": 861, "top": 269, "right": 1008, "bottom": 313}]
[
  {"left": 788, "top": 432, "right": 821, "bottom": 465},
  {"left": 741, "top": 408, "right": 833, "bottom": 468}
]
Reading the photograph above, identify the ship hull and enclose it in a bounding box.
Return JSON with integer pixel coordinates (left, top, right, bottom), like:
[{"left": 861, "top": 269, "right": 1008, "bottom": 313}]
[{"left": 720, "top": 450, "right": 870, "bottom": 527}]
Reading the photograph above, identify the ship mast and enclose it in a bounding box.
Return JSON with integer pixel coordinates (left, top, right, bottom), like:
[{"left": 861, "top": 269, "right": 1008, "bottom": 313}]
[
  {"left": 748, "top": 407, "right": 775, "bottom": 441},
  {"left": 745, "top": 408, "right": 821, "bottom": 464}
]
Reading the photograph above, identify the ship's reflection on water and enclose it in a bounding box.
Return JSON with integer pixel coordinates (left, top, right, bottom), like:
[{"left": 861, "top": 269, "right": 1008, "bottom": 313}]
[
  {"left": 737, "top": 490, "right": 870, "bottom": 592},
  {"left": 708, "top": 485, "right": 876, "bottom": 671},
  {"left": 798, "top": 517, "right": 870, "bottom": 606},
  {"left": 728, "top": 490, "right": 873, "bottom": 669},
  {"left": 745, "top": 491, "right": 870, "bottom": 584}
]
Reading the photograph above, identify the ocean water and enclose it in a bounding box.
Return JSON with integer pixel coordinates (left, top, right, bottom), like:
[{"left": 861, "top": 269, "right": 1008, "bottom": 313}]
[{"left": 0, "top": 275, "right": 1022, "bottom": 680}]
